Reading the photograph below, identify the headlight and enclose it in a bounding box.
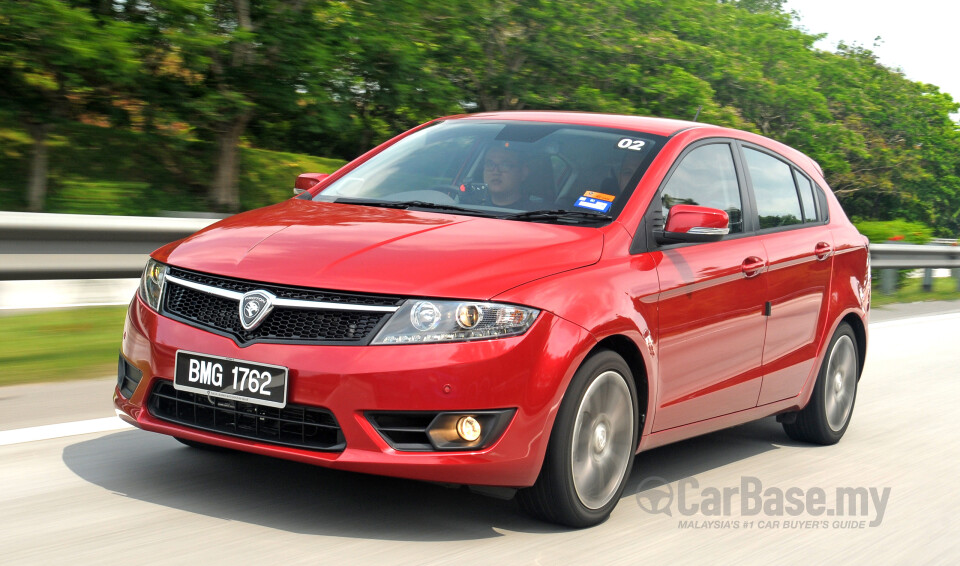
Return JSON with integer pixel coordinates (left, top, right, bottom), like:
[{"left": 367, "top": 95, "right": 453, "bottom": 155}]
[
  {"left": 372, "top": 300, "right": 538, "bottom": 344},
  {"left": 138, "top": 259, "right": 168, "bottom": 311}
]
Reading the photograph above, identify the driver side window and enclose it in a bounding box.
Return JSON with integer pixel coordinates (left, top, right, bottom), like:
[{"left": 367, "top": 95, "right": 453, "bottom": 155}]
[{"left": 662, "top": 143, "right": 743, "bottom": 233}]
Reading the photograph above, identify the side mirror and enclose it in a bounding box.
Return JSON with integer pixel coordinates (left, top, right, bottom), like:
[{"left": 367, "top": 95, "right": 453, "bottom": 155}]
[
  {"left": 293, "top": 173, "right": 330, "bottom": 196},
  {"left": 655, "top": 204, "right": 729, "bottom": 245}
]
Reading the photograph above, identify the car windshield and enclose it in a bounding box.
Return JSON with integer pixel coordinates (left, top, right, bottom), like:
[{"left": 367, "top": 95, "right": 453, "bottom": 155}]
[{"left": 313, "top": 120, "right": 664, "bottom": 223}]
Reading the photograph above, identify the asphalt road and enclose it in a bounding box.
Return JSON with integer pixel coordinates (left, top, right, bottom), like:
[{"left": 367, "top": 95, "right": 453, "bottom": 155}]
[{"left": 1, "top": 301, "right": 959, "bottom": 565}]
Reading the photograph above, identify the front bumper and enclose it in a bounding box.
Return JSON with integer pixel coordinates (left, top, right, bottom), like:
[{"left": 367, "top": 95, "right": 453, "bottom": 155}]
[{"left": 115, "top": 295, "right": 593, "bottom": 487}]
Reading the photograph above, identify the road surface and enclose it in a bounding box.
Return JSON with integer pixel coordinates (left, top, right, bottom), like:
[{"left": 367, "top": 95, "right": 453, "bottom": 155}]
[{"left": 1, "top": 301, "right": 958, "bottom": 564}]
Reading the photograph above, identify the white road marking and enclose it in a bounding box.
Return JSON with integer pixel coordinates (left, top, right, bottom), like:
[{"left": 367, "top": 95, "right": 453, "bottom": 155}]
[
  {"left": 870, "top": 311, "right": 960, "bottom": 329},
  {"left": 0, "top": 417, "right": 133, "bottom": 446}
]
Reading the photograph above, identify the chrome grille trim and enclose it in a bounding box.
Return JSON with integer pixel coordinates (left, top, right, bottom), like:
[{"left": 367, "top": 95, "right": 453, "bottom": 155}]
[{"left": 164, "top": 273, "right": 401, "bottom": 313}]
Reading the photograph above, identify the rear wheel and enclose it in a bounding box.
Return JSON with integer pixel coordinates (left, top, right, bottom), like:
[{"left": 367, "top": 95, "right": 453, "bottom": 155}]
[
  {"left": 783, "top": 322, "right": 859, "bottom": 445},
  {"left": 518, "top": 349, "right": 639, "bottom": 527}
]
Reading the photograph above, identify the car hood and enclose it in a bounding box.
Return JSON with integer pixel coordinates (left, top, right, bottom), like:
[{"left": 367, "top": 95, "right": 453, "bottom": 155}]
[{"left": 156, "top": 199, "right": 604, "bottom": 300}]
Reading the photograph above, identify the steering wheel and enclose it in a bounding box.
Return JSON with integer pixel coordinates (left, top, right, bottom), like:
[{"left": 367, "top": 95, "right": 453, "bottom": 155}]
[
  {"left": 456, "top": 182, "right": 489, "bottom": 205},
  {"left": 425, "top": 185, "right": 464, "bottom": 201}
]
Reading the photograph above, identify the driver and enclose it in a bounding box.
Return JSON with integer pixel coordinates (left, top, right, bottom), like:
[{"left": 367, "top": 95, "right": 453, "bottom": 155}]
[{"left": 483, "top": 143, "right": 537, "bottom": 209}]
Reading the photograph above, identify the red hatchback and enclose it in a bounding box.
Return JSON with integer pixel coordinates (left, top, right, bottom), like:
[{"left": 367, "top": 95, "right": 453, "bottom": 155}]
[{"left": 115, "top": 112, "right": 869, "bottom": 527}]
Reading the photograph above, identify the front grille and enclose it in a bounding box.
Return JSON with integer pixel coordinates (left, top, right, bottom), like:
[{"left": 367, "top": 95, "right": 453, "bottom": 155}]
[
  {"left": 148, "top": 380, "right": 345, "bottom": 451},
  {"left": 163, "top": 267, "right": 402, "bottom": 346}
]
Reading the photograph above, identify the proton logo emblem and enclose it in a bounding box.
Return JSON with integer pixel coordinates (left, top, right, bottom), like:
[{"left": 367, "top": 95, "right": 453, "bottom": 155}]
[{"left": 239, "top": 290, "right": 276, "bottom": 331}]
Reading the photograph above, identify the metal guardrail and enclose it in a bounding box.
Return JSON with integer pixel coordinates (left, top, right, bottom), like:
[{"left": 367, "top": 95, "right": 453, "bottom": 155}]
[
  {"left": 0, "top": 212, "right": 216, "bottom": 280},
  {"left": 870, "top": 241, "right": 960, "bottom": 294},
  {"left": 870, "top": 242, "right": 960, "bottom": 269},
  {"left": 1, "top": 212, "right": 959, "bottom": 286}
]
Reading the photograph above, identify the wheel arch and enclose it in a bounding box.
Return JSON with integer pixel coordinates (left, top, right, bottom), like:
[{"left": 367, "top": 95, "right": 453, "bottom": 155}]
[
  {"left": 592, "top": 334, "right": 650, "bottom": 446},
  {"left": 840, "top": 312, "right": 867, "bottom": 380}
]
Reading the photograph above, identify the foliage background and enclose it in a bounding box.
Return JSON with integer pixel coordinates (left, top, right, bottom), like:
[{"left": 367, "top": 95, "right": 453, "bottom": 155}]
[{"left": 1, "top": 0, "right": 958, "bottom": 235}]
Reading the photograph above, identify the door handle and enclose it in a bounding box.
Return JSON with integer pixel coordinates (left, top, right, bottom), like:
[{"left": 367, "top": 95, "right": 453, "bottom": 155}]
[
  {"left": 815, "top": 241, "right": 833, "bottom": 261},
  {"left": 741, "top": 256, "right": 765, "bottom": 278}
]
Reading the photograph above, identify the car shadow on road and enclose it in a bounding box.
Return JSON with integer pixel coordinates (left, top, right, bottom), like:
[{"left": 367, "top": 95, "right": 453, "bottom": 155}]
[
  {"left": 62, "top": 416, "right": 798, "bottom": 541},
  {"left": 628, "top": 415, "right": 809, "bottom": 484},
  {"left": 624, "top": 416, "right": 806, "bottom": 503}
]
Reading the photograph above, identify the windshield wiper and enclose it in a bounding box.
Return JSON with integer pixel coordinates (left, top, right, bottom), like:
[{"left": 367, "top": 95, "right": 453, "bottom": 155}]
[
  {"left": 331, "top": 197, "right": 409, "bottom": 208},
  {"left": 333, "top": 197, "right": 494, "bottom": 217},
  {"left": 333, "top": 199, "right": 609, "bottom": 223},
  {"left": 391, "top": 200, "right": 481, "bottom": 214},
  {"left": 501, "top": 209, "right": 613, "bottom": 224}
]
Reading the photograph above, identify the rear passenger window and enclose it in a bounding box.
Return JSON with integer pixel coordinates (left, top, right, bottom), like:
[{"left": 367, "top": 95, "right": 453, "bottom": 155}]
[
  {"left": 794, "top": 171, "right": 819, "bottom": 223},
  {"left": 661, "top": 143, "right": 744, "bottom": 233},
  {"left": 743, "top": 148, "right": 802, "bottom": 229}
]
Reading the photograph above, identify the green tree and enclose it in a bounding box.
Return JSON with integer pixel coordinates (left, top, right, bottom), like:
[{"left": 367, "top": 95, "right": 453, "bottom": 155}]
[
  {"left": 121, "top": 0, "right": 336, "bottom": 211},
  {"left": 0, "top": 0, "right": 138, "bottom": 211},
  {"left": 306, "top": 0, "right": 462, "bottom": 156},
  {"left": 3, "top": 0, "right": 959, "bottom": 232},
  {"left": 812, "top": 44, "right": 960, "bottom": 232}
]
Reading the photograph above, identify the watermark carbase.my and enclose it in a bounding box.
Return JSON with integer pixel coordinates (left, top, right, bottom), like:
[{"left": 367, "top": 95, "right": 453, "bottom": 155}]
[{"left": 636, "top": 476, "right": 891, "bottom": 528}]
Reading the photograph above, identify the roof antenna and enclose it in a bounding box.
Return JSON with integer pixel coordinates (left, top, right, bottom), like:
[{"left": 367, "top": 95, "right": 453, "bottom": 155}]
[{"left": 693, "top": 105, "right": 702, "bottom": 122}]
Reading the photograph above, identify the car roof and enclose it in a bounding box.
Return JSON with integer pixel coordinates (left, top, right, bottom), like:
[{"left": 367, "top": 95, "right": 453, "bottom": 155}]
[{"left": 441, "top": 111, "right": 706, "bottom": 137}]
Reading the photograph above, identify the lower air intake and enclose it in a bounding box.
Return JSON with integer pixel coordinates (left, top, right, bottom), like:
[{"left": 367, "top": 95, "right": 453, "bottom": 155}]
[{"left": 148, "top": 380, "right": 345, "bottom": 451}]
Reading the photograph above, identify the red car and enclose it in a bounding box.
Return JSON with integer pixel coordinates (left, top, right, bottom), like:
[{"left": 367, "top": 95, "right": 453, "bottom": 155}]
[{"left": 115, "top": 112, "right": 869, "bottom": 527}]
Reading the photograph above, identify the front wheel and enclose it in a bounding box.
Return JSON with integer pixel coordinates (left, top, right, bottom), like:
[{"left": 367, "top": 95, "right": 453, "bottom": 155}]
[
  {"left": 783, "top": 322, "right": 859, "bottom": 445},
  {"left": 518, "top": 349, "right": 639, "bottom": 527}
]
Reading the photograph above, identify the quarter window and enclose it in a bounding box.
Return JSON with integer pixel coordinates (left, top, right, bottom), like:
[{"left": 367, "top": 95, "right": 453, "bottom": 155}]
[
  {"left": 661, "top": 143, "right": 744, "bottom": 233},
  {"left": 794, "top": 170, "right": 819, "bottom": 223},
  {"left": 743, "top": 148, "right": 803, "bottom": 229}
]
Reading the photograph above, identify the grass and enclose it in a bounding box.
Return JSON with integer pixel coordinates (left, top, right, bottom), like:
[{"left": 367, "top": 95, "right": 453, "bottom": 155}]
[
  {"left": 2, "top": 279, "right": 958, "bottom": 387},
  {"left": 871, "top": 276, "right": 960, "bottom": 307},
  {"left": 0, "top": 306, "right": 127, "bottom": 387},
  {"left": 239, "top": 146, "right": 345, "bottom": 209}
]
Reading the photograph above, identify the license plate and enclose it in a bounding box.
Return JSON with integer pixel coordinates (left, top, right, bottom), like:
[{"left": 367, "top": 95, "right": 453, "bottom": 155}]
[{"left": 174, "top": 350, "right": 288, "bottom": 409}]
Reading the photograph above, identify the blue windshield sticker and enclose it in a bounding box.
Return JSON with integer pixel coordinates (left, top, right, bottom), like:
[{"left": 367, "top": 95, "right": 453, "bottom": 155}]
[{"left": 574, "top": 196, "right": 612, "bottom": 213}]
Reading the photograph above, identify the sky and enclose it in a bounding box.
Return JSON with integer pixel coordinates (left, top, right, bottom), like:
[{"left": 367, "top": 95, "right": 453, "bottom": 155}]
[{"left": 784, "top": 0, "right": 960, "bottom": 104}]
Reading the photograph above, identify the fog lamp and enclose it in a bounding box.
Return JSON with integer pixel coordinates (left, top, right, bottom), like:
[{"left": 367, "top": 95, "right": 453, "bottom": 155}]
[{"left": 456, "top": 416, "right": 482, "bottom": 442}]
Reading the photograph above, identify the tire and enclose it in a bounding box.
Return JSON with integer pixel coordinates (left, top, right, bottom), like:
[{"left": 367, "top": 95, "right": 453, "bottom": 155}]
[
  {"left": 783, "top": 322, "right": 859, "bottom": 445},
  {"left": 518, "top": 349, "right": 639, "bottom": 528},
  {"left": 175, "top": 437, "right": 231, "bottom": 452}
]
